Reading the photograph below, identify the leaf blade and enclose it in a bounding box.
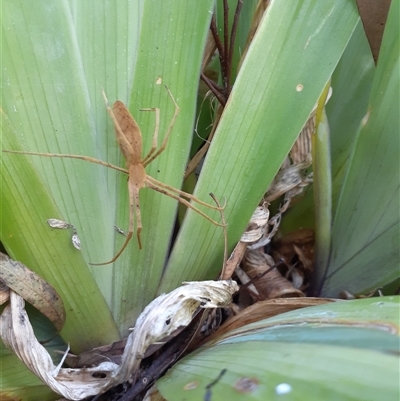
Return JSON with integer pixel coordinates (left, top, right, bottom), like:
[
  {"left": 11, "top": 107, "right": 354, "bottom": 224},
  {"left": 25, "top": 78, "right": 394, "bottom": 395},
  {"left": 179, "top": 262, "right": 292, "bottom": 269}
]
[
  {"left": 158, "top": 297, "right": 400, "bottom": 401},
  {"left": 161, "top": 0, "right": 360, "bottom": 293},
  {"left": 321, "top": 0, "right": 400, "bottom": 296}
]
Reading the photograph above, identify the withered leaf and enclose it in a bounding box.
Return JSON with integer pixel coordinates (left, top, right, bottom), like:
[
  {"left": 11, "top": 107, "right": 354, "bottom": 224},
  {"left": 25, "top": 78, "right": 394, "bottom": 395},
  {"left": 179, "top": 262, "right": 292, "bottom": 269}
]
[
  {"left": 0, "top": 280, "right": 10, "bottom": 305},
  {"left": 0, "top": 280, "right": 238, "bottom": 400},
  {"left": 0, "top": 252, "right": 65, "bottom": 331}
]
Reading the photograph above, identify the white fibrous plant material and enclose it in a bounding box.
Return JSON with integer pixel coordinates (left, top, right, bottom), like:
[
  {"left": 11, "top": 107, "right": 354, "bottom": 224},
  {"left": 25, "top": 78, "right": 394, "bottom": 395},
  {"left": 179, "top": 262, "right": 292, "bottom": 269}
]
[
  {"left": 0, "top": 280, "right": 238, "bottom": 400},
  {"left": 240, "top": 206, "right": 270, "bottom": 243},
  {"left": 47, "top": 218, "right": 81, "bottom": 250},
  {"left": 71, "top": 233, "right": 81, "bottom": 251},
  {"left": 46, "top": 219, "right": 71, "bottom": 229}
]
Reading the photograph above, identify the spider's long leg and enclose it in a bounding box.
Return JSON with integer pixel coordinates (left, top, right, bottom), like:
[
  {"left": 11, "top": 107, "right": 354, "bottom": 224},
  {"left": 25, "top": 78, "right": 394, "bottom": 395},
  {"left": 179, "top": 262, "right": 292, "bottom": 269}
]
[
  {"left": 147, "top": 176, "right": 225, "bottom": 210},
  {"left": 142, "top": 86, "right": 180, "bottom": 167},
  {"left": 2, "top": 150, "right": 128, "bottom": 174},
  {"left": 140, "top": 107, "right": 160, "bottom": 164},
  {"left": 90, "top": 180, "right": 140, "bottom": 265},
  {"left": 146, "top": 179, "right": 225, "bottom": 227}
]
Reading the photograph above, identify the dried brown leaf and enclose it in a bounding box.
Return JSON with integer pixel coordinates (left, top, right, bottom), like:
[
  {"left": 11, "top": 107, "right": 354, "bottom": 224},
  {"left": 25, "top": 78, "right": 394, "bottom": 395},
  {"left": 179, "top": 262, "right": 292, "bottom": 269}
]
[
  {"left": 265, "top": 162, "right": 310, "bottom": 203},
  {"left": 220, "top": 240, "right": 247, "bottom": 281},
  {"left": 0, "top": 253, "right": 65, "bottom": 331},
  {"left": 0, "top": 280, "right": 10, "bottom": 305},
  {"left": 243, "top": 250, "right": 304, "bottom": 299},
  {"left": 62, "top": 339, "right": 127, "bottom": 368},
  {"left": 273, "top": 228, "right": 315, "bottom": 265},
  {"left": 290, "top": 117, "right": 314, "bottom": 164},
  {"left": 0, "top": 280, "right": 238, "bottom": 400}
]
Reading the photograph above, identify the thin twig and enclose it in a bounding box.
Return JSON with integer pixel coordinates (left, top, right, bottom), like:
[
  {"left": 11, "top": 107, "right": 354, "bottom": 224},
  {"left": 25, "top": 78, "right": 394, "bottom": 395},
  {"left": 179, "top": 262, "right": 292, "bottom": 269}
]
[
  {"left": 210, "top": 193, "right": 228, "bottom": 279},
  {"left": 223, "top": 0, "right": 230, "bottom": 89},
  {"left": 200, "top": 73, "right": 226, "bottom": 106},
  {"left": 220, "top": 241, "right": 247, "bottom": 280},
  {"left": 227, "top": 0, "right": 243, "bottom": 92},
  {"left": 210, "top": 15, "right": 226, "bottom": 77}
]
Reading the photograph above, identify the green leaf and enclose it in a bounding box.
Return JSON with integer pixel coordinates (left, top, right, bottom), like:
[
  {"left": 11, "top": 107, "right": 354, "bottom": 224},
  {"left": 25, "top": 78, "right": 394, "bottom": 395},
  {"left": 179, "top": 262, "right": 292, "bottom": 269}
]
[
  {"left": 321, "top": 0, "right": 400, "bottom": 296},
  {"left": 161, "top": 0, "right": 360, "bottom": 293},
  {"left": 1, "top": 111, "right": 119, "bottom": 351},
  {"left": 158, "top": 296, "right": 400, "bottom": 401},
  {"left": 310, "top": 94, "right": 333, "bottom": 293},
  {"left": 111, "top": 0, "right": 215, "bottom": 333},
  {"left": 279, "top": 20, "right": 376, "bottom": 234},
  {"left": 1, "top": 0, "right": 215, "bottom": 338}
]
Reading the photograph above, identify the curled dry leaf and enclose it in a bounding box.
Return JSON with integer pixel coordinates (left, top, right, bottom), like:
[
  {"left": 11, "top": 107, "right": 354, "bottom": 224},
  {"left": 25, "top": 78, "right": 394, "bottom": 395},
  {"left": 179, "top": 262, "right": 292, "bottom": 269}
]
[
  {"left": 293, "top": 243, "right": 313, "bottom": 271},
  {"left": 290, "top": 118, "right": 313, "bottom": 165},
  {"left": 240, "top": 206, "right": 270, "bottom": 243},
  {"left": 221, "top": 206, "right": 270, "bottom": 281},
  {"left": 264, "top": 161, "right": 311, "bottom": 203},
  {"left": 116, "top": 280, "right": 239, "bottom": 384},
  {"left": 0, "top": 252, "right": 65, "bottom": 331},
  {"left": 243, "top": 250, "right": 304, "bottom": 299},
  {"left": 0, "top": 279, "right": 10, "bottom": 305},
  {"left": 0, "top": 280, "right": 238, "bottom": 400},
  {"left": 273, "top": 228, "right": 315, "bottom": 270},
  {"left": 247, "top": 204, "right": 280, "bottom": 250}
]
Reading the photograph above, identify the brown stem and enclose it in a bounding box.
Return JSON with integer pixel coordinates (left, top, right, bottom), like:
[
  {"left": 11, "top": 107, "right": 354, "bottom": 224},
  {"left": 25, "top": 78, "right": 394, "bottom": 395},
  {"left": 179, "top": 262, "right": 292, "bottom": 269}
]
[
  {"left": 226, "top": 0, "right": 243, "bottom": 93},
  {"left": 210, "top": 15, "right": 226, "bottom": 78},
  {"left": 200, "top": 73, "right": 226, "bottom": 106},
  {"left": 223, "top": 0, "right": 230, "bottom": 89}
]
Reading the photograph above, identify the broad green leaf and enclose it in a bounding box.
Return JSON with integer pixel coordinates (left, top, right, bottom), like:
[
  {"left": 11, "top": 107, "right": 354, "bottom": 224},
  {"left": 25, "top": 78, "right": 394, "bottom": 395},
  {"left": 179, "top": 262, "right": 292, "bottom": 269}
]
[
  {"left": 161, "top": 0, "right": 360, "bottom": 293},
  {"left": 110, "top": 0, "right": 215, "bottom": 333},
  {"left": 158, "top": 296, "right": 400, "bottom": 401},
  {"left": 280, "top": 20, "right": 375, "bottom": 234},
  {"left": 1, "top": 111, "right": 119, "bottom": 351},
  {"left": 1, "top": 0, "right": 214, "bottom": 337},
  {"left": 321, "top": 0, "right": 400, "bottom": 296},
  {"left": 328, "top": 22, "right": 376, "bottom": 215}
]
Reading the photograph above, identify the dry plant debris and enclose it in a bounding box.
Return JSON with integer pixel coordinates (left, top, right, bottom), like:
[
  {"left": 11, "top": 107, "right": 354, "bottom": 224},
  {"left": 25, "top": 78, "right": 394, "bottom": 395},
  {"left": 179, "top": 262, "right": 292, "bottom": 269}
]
[
  {"left": 0, "top": 272, "right": 238, "bottom": 401},
  {"left": 46, "top": 219, "right": 81, "bottom": 251},
  {"left": 0, "top": 252, "right": 65, "bottom": 331}
]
